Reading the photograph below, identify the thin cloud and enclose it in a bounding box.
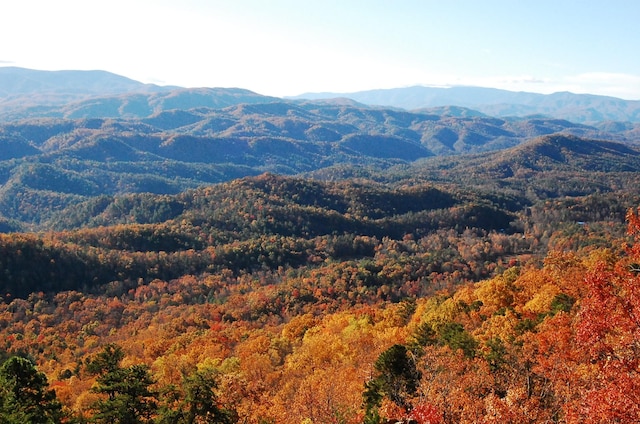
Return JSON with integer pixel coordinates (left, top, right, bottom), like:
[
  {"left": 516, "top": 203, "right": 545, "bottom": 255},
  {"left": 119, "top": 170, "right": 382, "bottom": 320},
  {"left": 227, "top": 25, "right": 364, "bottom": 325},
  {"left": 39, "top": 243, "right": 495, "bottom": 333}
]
[
  {"left": 440, "top": 73, "right": 640, "bottom": 100},
  {"left": 574, "top": 72, "right": 640, "bottom": 84},
  {"left": 561, "top": 73, "right": 640, "bottom": 100}
]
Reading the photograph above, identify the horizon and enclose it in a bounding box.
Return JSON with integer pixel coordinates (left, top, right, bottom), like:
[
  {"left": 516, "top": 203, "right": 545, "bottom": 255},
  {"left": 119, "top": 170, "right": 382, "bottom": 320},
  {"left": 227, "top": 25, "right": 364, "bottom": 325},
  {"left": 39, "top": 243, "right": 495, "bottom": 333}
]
[
  {"left": 2, "top": 0, "right": 639, "bottom": 100},
  {"left": 5, "top": 65, "right": 635, "bottom": 102}
]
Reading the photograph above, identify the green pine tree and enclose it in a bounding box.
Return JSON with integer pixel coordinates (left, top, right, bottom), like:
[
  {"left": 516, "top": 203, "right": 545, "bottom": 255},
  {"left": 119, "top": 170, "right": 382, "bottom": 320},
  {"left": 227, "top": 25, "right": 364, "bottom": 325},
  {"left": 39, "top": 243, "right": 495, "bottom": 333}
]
[
  {"left": 86, "top": 344, "right": 157, "bottom": 424},
  {"left": 0, "top": 356, "right": 64, "bottom": 424}
]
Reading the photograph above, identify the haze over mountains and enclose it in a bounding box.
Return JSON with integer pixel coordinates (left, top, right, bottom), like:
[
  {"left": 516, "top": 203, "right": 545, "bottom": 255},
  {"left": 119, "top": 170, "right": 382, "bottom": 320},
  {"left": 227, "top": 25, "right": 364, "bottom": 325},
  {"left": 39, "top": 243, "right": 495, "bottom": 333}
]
[
  {"left": 4, "top": 66, "right": 640, "bottom": 424},
  {"left": 292, "top": 86, "right": 640, "bottom": 124},
  {"left": 1, "top": 67, "right": 640, "bottom": 232},
  {"left": 0, "top": 67, "right": 279, "bottom": 121},
  {"left": 2, "top": 67, "right": 640, "bottom": 123}
]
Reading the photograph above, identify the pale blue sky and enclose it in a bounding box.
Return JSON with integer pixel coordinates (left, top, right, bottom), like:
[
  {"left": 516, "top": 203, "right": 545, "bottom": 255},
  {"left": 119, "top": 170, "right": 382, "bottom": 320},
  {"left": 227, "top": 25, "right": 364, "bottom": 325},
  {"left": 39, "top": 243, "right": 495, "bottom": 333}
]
[{"left": 2, "top": 0, "right": 639, "bottom": 99}]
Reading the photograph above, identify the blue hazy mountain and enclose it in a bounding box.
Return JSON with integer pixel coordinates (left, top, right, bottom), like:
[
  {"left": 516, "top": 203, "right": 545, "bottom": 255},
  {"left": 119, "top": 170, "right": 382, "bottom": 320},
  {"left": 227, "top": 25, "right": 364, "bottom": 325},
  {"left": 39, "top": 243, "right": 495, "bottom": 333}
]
[
  {"left": 292, "top": 86, "right": 640, "bottom": 123},
  {"left": 0, "top": 67, "right": 278, "bottom": 120}
]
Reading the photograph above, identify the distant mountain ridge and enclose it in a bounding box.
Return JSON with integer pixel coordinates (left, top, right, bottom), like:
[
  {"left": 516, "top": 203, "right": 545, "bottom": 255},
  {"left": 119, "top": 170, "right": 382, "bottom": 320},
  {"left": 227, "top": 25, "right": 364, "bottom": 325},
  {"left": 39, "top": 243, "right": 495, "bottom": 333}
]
[
  {"left": 2, "top": 67, "right": 640, "bottom": 123},
  {"left": 0, "top": 67, "right": 279, "bottom": 121},
  {"left": 0, "top": 98, "right": 639, "bottom": 229},
  {"left": 1, "top": 67, "right": 640, "bottom": 230},
  {"left": 0, "top": 66, "right": 167, "bottom": 96},
  {"left": 292, "top": 86, "right": 640, "bottom": 123}
]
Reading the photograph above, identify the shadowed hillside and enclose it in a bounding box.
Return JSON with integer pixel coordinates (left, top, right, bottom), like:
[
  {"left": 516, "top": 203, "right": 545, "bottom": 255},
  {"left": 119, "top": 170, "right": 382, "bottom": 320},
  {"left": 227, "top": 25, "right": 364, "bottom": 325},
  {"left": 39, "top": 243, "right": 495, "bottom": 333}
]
[{"left": 0, "top": 101, "right": 639, "bottom": 229}]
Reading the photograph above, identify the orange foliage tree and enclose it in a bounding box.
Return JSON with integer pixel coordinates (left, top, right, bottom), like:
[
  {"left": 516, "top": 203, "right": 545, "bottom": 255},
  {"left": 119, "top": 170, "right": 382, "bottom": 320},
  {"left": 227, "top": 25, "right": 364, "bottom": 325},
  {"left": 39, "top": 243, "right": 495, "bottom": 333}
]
[{"left": 567, "top": 207, "right": 640, "bottom": 422}]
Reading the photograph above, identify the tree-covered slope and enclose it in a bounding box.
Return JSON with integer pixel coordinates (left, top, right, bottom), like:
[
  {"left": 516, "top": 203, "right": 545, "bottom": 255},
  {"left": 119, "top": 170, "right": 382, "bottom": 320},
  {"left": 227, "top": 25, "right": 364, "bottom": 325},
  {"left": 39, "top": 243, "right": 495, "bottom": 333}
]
[
  {"left": 0, "top": 172, "right": 520, "bottom": 298},
  {"left": 1, "top": 175, "right": 639, "bottom": 423},
  {"left": 380, "top": 134, "right": 640, "bottom": 199},
  {"left": 1, "top": 102, "right": 638, "bottom": 228}
]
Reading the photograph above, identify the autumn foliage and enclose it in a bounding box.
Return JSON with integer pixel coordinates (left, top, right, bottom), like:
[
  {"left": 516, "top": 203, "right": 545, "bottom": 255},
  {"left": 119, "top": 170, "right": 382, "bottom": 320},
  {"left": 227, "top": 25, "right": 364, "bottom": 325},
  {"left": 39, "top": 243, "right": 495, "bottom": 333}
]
[{"left": 1, "top": 174, "right": 639, "bottom": 422}]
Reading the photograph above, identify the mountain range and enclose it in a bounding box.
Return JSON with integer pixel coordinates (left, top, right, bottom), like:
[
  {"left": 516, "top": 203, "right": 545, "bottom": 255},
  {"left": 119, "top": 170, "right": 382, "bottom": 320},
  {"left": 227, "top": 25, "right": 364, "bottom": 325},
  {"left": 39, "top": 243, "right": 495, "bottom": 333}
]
[
  {"left": 0, "top": 67, "right": 278, "bottom": 121},
  {"left": 2, "top": 67, "right": 640, "bottom": 123},
  {"left": 4, "top": 70, "right": 640, "bottom": 424},
  {"left": 292, "top": 86, "right": 640, "bottom": 124},
  {"left": 1, "top": 67, "right": 640, "bottom": 231}
]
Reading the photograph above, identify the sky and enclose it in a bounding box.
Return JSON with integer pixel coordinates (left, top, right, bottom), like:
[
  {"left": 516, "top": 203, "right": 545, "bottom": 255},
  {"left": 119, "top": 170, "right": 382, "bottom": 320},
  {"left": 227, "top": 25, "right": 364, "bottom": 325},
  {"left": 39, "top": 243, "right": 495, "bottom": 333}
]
[{"left": 1, "top": 0, "right": 639, "bottom": 99}]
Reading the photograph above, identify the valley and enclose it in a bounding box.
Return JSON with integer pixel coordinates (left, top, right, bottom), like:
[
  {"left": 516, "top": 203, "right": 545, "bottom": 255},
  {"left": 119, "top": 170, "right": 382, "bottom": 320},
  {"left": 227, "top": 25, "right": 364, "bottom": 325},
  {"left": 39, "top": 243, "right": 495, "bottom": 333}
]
[{"left": 1, "top": 68, "right": 639, "bottom": 423}]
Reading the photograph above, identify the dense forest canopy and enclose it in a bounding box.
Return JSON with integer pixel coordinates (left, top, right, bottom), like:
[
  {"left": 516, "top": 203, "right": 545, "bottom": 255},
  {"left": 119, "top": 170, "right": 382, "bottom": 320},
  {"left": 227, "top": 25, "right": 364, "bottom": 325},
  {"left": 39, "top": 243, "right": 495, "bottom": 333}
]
[
  {"left": 1, "top": 76, "right": 640, "bottom": 422},
  {"left": 0, "top": 98, "right": 639, "bottom": 231}
]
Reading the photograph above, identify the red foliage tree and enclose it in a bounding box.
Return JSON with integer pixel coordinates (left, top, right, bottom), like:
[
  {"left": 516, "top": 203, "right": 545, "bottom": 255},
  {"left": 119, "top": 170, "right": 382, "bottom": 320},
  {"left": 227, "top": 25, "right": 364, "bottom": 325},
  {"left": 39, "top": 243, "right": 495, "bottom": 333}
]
[{"left": 569, "top": 207, "right": 640, "bottom": 422}]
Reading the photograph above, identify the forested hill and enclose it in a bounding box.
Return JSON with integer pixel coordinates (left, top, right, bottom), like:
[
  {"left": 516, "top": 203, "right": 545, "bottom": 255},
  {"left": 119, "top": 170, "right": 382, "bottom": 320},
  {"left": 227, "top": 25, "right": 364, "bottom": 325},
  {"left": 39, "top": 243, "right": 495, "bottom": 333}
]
[
  {"left": 0, "top": 67, "right": 278, "bottom": 121},
  {"left": 1, "top": 164, "right": 639, "bottom": 300},
  {"left": 2, "top": 162, "right": 640, "bottom": 422},
  {"left": 0, "top": 85, "right": 280, "bottom": 122},
  {"left": 1, "top": 99, "right": 640, "bottom": 229},
  {"left": 4, "top": 67, "right": 640, "bottom": 123},
  {"left": 383, "top": 134, "right": 640, "bottom": 192},
  {"left": 0, "top": 173, "right": 518, "bottom": 298},
  {"left": 3, "top": 69, "right": 640, "bottom": 423}
]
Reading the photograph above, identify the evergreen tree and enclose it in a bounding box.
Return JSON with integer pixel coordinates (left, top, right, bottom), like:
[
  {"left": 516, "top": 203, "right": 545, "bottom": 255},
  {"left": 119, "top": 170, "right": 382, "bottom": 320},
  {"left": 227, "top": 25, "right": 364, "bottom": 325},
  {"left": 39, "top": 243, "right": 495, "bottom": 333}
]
[
  {"left": 0, "top": 356, "right": 64, "bottom": 424},
  {"left": 362, "top": 344, "right": 421, "bottom": 415},
  {"left": 86, "top": 344, "right": 157, "bottom": 424},
  {"left": 156, "top": 368, "right": 236, "bottom": 424}
]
